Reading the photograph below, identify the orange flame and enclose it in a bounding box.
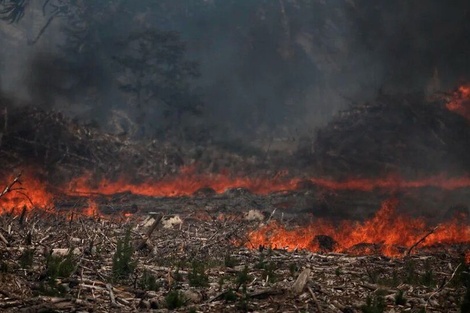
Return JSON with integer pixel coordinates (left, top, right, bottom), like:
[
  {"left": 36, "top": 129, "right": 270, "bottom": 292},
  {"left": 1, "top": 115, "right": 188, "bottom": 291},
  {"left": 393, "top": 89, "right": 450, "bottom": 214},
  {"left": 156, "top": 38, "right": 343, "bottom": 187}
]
[
  {"left": 446, "top": 84, "right": 470, "bottom": 120},
  {"left": 82, "top": 199, "right": 99, "bottom": 217},
  {"left": 0, "top": 174, "right": 53, "bottom": 214},
  {"left": 0, "top": 172, "right": 468, "bottom": 258},
  {"left": 247, "top": 199, "right": 470, "bottom": 257},
  {"left": 64, "top": 171, "right": 470, "bottom": 197}
]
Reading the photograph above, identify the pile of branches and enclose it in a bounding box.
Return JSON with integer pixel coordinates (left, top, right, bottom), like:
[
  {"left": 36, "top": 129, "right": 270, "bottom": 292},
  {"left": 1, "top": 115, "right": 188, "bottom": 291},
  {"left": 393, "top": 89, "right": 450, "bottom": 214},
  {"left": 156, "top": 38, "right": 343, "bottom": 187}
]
[
  {"left": 0, "top": 105, "right": 191, "bottom": 182},
  {"left": 0, "top": 105, "right": 278, "bottom": 183},
  {"left": 302, "top": 93, "right": 470, "bottom": 179}
]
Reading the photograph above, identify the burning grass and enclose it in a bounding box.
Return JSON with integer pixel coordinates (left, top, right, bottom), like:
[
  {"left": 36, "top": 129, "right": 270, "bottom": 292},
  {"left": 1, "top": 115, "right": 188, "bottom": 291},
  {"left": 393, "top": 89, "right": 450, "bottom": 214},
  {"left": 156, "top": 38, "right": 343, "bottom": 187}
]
[{"left": 247, "top": 199, "right": 470, "bottom": 257}]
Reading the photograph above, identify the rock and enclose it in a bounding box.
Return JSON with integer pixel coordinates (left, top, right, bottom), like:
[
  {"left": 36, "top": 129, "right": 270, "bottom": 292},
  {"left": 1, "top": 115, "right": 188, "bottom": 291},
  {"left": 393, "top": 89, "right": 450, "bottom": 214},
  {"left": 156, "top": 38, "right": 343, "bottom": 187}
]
[
  {"left": 162, "top": 215, "right": 183, "bottom": 228},
  {"left": 244, "top": 209, "right": 265, "bottom": 221}
]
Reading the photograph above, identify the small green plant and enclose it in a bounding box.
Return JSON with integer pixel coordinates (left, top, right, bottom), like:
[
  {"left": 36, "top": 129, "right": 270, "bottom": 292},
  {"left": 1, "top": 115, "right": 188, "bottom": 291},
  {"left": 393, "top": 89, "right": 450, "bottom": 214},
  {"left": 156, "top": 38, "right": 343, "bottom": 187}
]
[
  {"left": 234, "top": 265, "right": 252, "bottom": 311},
  {"left": 173, "top": 267, "right": 184, "bottom": 283},
  {"left": 224, "top": 253, "right": 238, "bottom": 268},
  {"left": 46, "top": 251, "right": 76, "bottom": 279},
  {"left": 404, "top": 259, "right": 419, "bottom": 284},
  {"left": 19, "top": 249, "right": 34, "bottom": 269},
  {"left": 188, "top": 261, "right": 209, "bottom": 287},
  {"left": 254, "top": 253, "right": 266, "bottom": 270},
  {"left": 236, "top": 265, "right": 250, "bottom": 292},
  {"left": 223, "top": 288, "right": 237, "bottom": 302},
  {"left": 112, "top": 228, "right": 136, "bottom": 281},
  {"left": 39, "top": 250, "right": 77, "bottom": 296},
  {"left": 188, "top": 307, "right": 197, "bottom": 313},
  {"left": 261, "top": 262, "right": 277, "bottom": 283},
  {"left": 165, "top": 290, "right": 185, "bottom": 309},
  {"left": 218, "top": 276, "right": 225, "bottom": 291},
  {"left": 394, "top": 290, "right": 407, "bottom": 305},
  {"left": 335, "top": 267, "right": 342, "bottom": 276},
  {"left": 139, "top": 270, "right": 159, "bottom": 291},
  {"left": 289, "top": 263, "right": 299, "bottom": 276},
  {"left": 419, "top": 260, "right": 434, "bottom": 287},
  {"left": 0, "top": 261, "right": 9, "bottom": 273},
  {"left": 361, "top": 295, "right": 385, "bottom": 313}
]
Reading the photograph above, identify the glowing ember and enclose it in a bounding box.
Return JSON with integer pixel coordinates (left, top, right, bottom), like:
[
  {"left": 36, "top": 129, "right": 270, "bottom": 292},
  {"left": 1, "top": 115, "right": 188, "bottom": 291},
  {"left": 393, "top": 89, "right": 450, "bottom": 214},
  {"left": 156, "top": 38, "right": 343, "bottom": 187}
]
[
  {"left": 446, "top": 84, "right": 470, "bottom": 121},
  {"left": 466, "top": 251, "right": 470, "bottom": 264},
  {"left": 247, "top": 199, "right": 470, "bottom": 257}
]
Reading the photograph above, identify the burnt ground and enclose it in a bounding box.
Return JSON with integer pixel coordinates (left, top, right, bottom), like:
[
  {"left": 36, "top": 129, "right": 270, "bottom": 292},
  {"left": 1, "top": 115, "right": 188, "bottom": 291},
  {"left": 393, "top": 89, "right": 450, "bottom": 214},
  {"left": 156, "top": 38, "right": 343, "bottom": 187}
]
[{"left": 0, "top": 208, "right": 468, "bottom": 313}]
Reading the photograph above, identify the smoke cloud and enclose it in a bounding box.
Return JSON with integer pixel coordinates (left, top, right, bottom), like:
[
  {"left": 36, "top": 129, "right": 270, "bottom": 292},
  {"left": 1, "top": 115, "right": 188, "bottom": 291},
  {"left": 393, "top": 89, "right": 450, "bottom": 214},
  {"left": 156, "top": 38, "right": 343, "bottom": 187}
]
[{"left": 1, "top": 1, "right": 469, "bottom": 140}]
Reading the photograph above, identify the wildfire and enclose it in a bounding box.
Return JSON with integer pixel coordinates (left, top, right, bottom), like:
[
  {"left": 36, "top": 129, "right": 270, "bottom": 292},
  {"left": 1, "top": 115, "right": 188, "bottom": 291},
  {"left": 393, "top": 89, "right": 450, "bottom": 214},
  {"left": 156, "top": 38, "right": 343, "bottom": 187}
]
[
  {"left": 247, "top": 199, "right": 470, "bottom": 257},
  {"left": 82, "top": 199, "right": 99, "bottom": 217},
  {"left": 0, "top": 173, "right": 53, "bottom": 214},
  {"left": 64, "top": 171, "right": 470, "bottom": 197},
  {"left": 446, "top": 83, "right": 470, "bottom": 121}
]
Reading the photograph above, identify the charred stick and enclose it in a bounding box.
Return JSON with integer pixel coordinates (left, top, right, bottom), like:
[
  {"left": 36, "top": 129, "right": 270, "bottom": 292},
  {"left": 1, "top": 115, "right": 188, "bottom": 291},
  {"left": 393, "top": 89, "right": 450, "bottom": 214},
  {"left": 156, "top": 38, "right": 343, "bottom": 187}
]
[
  {"left": 406, "top": 226, "right": 439, "bottom": 256},
  {"left": 0, "top": 232, "right": 8, "bottom": 245},
  {"left": 106, "top": 283, "right": 119, "bottom": 308},
  {"left": 136, "top": 213, "right": 163, "bottom": 250},
  {"left": 0, "top": 172, "right": 22, "bottom": 198},
  {"left": 307, "top": 285, "right": 323, "bottom": 313}
]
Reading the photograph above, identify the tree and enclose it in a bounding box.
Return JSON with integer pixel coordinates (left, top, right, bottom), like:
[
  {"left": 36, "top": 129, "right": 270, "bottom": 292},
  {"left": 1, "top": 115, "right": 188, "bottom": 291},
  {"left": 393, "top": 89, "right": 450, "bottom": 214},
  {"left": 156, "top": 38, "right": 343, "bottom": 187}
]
[
  {"left": 0, "top": 0, "right": 27, "bottom": 23},
  {"left": 114, "top": 29, "right": 201, "bottom": 137}
]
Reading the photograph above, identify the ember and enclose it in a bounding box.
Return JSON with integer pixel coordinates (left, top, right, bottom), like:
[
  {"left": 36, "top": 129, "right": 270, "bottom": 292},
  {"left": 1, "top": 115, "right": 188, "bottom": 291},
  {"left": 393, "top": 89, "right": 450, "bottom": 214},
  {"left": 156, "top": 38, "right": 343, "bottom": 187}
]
[{"left": 446, "top": 84, "right": 470, "bottom": 121}]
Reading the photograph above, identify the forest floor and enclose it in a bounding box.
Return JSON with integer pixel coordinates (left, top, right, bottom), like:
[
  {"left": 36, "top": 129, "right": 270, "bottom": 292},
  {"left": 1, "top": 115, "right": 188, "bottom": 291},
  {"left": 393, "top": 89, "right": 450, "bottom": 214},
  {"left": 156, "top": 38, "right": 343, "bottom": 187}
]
[{"left": 0, "top": 207, "right": 468, "bottom": 313}]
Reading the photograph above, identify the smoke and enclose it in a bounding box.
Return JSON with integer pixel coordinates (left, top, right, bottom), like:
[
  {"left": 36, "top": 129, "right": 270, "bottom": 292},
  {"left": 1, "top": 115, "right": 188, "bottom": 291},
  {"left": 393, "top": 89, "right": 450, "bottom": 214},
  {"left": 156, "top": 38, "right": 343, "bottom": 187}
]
[{"left": 1, "top": 1, "right": 470, "bottom": 140}]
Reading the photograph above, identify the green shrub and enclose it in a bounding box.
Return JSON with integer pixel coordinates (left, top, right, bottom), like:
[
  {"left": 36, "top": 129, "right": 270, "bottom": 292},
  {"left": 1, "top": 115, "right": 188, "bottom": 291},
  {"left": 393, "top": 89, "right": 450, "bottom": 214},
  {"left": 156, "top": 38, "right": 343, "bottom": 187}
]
[
  {"left": 139, "top": 270, "right": 159, "bottom": 291},
  {"left": 361, "top": 295, "right": 385, "bottom": 313},
  {"left": 224, "top": 253, "right": 238, "bottom": 268},
  {"left": 112, "top": 228, "right": 136, "bottom": 281},
  {"left": 19, "top": 249, "right": 34, "bottom": 269},
  {"left": 236, "top": 265, "right": 250, "bottom": 292},
  {"left": 394, "top": 290, "right": 406, "bottom": 305},
  {"left": 165, "top": 290, "right": 185, "bottom": 309},
  {"left": 188, "top": 261, "right": 209, "bottom": 287}
]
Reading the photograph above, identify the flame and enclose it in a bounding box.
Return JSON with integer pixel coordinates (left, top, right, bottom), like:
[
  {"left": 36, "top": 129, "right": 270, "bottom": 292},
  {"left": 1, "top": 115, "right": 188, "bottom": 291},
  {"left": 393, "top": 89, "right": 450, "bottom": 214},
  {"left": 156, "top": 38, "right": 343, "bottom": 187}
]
[
  {"left": 0, "top": 172, "right": 468, "bottom": 258},
  {"left": 82, "top": 199, "right": 99, "bottom": 217},
  {"left": 247, "top": 199, "right": 470, "bottom": 257},
  {"left": 64, "top": 171, "right": 470, "bottom": 197},
  {"left": 446, "top": 84, "right": 470, "bottom": 120},
  {"left": 0, "top": 173, "right": 53, "bottom": 214}
]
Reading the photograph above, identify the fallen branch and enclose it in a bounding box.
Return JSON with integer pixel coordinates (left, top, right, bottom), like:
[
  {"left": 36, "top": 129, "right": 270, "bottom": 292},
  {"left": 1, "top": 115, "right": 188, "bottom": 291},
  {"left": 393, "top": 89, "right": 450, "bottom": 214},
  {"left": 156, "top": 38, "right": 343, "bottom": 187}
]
[
  {"left": 307, "top": 285, "right": 323, "bottom": 313},
  {"left": 406, "top": 226, "right": 439, "bottom": 256},
  {"left": 1, "top": 172, "right": 22, "bottom": 198},
  {"left": 136, "top": 213, "right": 163, "bottom": 250}
]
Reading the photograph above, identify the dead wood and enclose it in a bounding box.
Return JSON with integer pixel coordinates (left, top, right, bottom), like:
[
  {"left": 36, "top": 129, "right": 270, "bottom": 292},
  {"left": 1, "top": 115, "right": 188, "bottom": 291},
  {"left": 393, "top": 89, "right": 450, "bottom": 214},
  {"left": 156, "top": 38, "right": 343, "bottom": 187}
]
[
  {"left": 136, "top": 213, "right": 163, "bottom": 250},
  {"left": 292, "top": 268, "right": 311, "bottom": 294},
  {"left": 406, "top": 225, "right": 439, "bottom": 256}
]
